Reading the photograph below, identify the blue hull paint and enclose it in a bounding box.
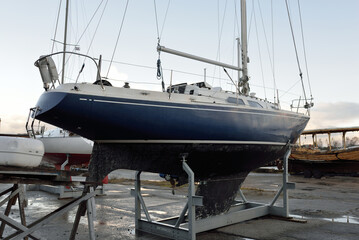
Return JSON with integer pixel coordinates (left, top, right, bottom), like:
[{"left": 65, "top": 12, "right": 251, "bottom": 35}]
[
  {"left": 34, "top": 89, "right": 309, "bottom": 180},
  {"left": 35, "top": 91, "right": 309, "bottom": 144}
]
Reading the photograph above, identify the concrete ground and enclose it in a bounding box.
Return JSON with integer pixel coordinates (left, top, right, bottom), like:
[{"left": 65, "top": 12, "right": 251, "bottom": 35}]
[{"left": 0, "top": 170, "right": 358, "bottom": 239}]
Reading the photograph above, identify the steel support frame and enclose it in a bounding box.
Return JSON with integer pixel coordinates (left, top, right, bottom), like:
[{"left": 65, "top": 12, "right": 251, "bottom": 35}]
[
  {"left": 132, "top": 148, "right": 294, "bottom": 240},
  {"left": 29, "top": 155, "right": 105, "bottom": 199},
  {"left": 0, "top": 183, "right": 97, "bottom": 240}
]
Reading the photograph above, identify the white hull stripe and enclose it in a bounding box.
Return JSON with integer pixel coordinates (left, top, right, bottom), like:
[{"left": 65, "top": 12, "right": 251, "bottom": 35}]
[
  {"left": 96, "top": 140, "right": 287, "bottom": 146},
  {"left": 82, "top": 98, "right": 307, "bottom": 120}
]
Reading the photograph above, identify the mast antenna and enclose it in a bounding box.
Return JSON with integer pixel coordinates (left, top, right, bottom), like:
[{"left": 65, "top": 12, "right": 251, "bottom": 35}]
[{"left": 240, "top": 0, "right": 250, "bottom": 96}]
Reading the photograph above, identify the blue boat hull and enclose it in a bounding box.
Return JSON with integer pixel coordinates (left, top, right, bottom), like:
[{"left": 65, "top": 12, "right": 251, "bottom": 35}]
[
  {"left": 34, "top": 91, "right": 309, "bottom": 144},
  {"left": 34, "top": 89, "right": 309, "bottom": 178}
]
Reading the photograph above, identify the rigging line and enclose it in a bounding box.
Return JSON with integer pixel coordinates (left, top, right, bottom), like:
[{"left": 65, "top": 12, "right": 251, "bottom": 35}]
[
  {"left": 257, "top": 0, "right": 276, "bottom": 101},
  {"left": 231, "top": 12, "right": 236, "bottom": 68},
  {"left": 60, "top": 0, "right": 105, "bottom": 79},
  {"left": 297, "top": 0, "right": 313, "bottom": 100},
  {"left": 285, "top": 0, "right": 307, "bottom": 102},
  {"left": 211, "top": 0, "right": 220, "bottom": 87},
  {"left": 217, "top": 0, "right": 228, "bottom": 60},
  {"left": 153, "top": 0, "right": 171, "bottom": 41},
  {"left": 232, "top": 1, "right": 241, "bottom": 60},
  {"left": 253, "top": 1, "right": 267, "bottom": 100},
  {"left": 247, "top": 0, "right": 255, "bottom": 48},
  {"left": 106, "top": 0, "right": 130, "bottom": 79},
  {"left": 230, "top": 2, "right": 238, "bottom": 92},
  {"left": 212, "top": 0, "right": 228, "bottom": 87},
  {"left": 231, "top": 1, "right": 237, "bottom": 67},
  {"left": 102, "top": 57, "right": 294, "bottom": 90},
  {"left": 277, "top": 87, "right": 300, "bottom": 97},
  {"left": 153, "top": 0, "right": 160, "bottom": 40},
  {"left": 234, "top": 0, "right": 240, "bottom": 36},
  {"left": 77, "top": 0, "right": 108, "bottom": 83},
  {"left": 280, "top": 79, "right": 301, "bottom": 98},
  {"left": 75, "top": 0, "right": 79, "bottom": 42},
  {"left": 271, "top": 0, "right": 277, "bottom": 103},
  {"left": 72, "top": 0, "right": 105, "bottom": 50},
  {"left": 232, "top": 0, "right": 241, "bottom": 92},
  {"left": 153, "top": 0, "right": 170, "bottom": 92},
  {"left": 52, "top": 0, "right": 63, "bottom": 53},
  {"left": 159, "top": 0, "right": 171, "bottom": 39},
  {"left": 233, "top": 0, "right": 241, "bottom": 74},
  {"left": 102, "top": 58, "right": 300, "bottom": 97},
  {"left": 85, "top": 0, "right": 108, "bottom": 56},
  {"left": 105, "top": 78, "right": 161, "bottom": 85},
  {"left": 52, "top": 0, "right": 63, "bottom": 84},
  {"left": 218, "top": 0, "right": 221, "bottom": 40},
  {"left": 101, "top": 59, "right": 228, "bottom": 82}
]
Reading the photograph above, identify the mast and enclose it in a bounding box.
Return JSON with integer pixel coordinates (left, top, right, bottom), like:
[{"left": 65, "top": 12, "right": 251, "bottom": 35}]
[
  {"left": 61, "top": 0, "right": 69, "bottom": 84},
  {"left": 240, "top": 0, "right": 250, "bottom": 95}
]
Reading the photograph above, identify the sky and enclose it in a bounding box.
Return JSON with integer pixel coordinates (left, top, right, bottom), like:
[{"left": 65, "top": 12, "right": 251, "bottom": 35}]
[{"left": 0, "top": 0, "right": 359, "bottom": 134}]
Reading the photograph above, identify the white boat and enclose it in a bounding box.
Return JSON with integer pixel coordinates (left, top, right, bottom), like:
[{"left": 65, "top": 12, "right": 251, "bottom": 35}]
[
  {"left": 0, "top": 136, "right": 44, "bottom": 167},
  {"left": 36, "top": 128, "right": 93, "bottom": 168}
]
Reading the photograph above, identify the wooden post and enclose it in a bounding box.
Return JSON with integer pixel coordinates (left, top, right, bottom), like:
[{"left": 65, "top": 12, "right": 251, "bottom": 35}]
[
  {"left": 312, "top": 134, "right": 315, "bottom": 148},
  {"left": 70, "top": 186, "right": 90, "bottom": 240},
  {"left": 0, "top": 185, "right": 18, "bottom": 237},
  {"left": 17, "top": 185, "right": 28, "bottom": 240},
  {"left": 343, "top": 132, "right": 346, "bottom": 149}
]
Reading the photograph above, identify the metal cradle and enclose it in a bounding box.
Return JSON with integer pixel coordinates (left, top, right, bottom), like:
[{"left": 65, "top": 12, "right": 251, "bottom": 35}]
[{"left": 132, "top": 148, "right": 294, "bottom": 240}]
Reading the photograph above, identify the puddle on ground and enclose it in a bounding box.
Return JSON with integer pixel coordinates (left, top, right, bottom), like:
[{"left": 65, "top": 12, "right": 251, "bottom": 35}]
[
  {"left": 290, "top": 214, "right": 359, "bottom": 224},
  {"left": 300, "top": 187, "right": 316, "bottom": 191},
  {"left": 107, "top": 190, "right": 124, "bottom": 193}
]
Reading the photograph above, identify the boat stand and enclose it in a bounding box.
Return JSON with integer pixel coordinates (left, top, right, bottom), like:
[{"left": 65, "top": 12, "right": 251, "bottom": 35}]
[
  {"left": 0, "top": 167, "right": 98, "bottom": 240},
  {"left": 32, "top": 156, "right": 104, "bottom": 199},
  {"left": 132, "top": 148, "right": 294, "bottom": 240}
]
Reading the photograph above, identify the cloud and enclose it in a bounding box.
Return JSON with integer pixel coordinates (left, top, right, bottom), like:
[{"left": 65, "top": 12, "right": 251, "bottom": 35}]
[
  {"left": 105, "top": 66, "right": 128, "bottom": 86},
  {"left": 306, "top": 102, "right": 359, "bottom": 129},
  {"left": 0, "top": 114, "right": 28, "bottom": 134},
  {"left": 0, "top": 114, "right": 56, "bottom": 135}
]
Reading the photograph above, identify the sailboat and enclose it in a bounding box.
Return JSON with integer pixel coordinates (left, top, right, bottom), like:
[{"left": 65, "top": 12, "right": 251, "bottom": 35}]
[{"left": 31, "top": 0, "right": 311, "bottom": 217}]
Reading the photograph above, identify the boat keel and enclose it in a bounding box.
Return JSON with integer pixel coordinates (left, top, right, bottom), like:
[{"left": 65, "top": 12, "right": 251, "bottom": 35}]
[{"left": 195, "top": 173, "right": 248, "bottom": 218}]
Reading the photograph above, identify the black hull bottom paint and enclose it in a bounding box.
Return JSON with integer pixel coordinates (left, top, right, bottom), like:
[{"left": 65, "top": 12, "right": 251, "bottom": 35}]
[
  {"left": 88, "top": 142, "right": 288, "bottom": 180},
  {"left": 195, "top": 173, "right": 248, "bottom": 218},
  {"left": 88, "top": 142, "right": 288, "bottom": 218}
]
